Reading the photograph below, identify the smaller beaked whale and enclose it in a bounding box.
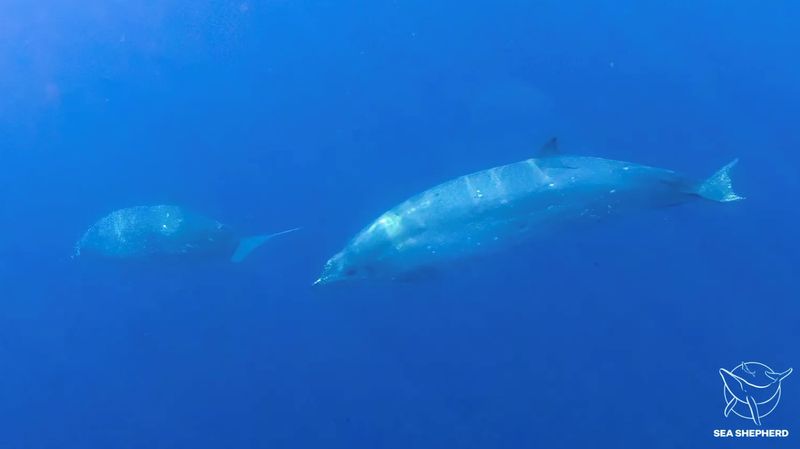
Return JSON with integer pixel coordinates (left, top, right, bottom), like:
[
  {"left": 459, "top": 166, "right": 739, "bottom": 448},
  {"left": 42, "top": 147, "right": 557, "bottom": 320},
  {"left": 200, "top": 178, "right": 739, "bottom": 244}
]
[
  {"left": 720, "top": 363, "right": 792, "bottom": 426},
  {"left": 75, "top": 205, "right": 299, "bottom": 262},
  {"left": 315, "top": 139, "right": 743, "bottom": 285}
]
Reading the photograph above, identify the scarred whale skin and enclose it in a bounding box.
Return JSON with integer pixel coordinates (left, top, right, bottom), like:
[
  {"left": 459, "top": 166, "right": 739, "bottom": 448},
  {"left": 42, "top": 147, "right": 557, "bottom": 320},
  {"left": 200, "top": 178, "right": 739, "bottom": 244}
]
[
  {"left": 315, "top": 140, "right": 742, "bottom": 284},
  {"left": 76, "top": 205, "right": 298, "bottom": 262},
  {"left": 76, "top": 205, "right": 239, "bottom": 259}
]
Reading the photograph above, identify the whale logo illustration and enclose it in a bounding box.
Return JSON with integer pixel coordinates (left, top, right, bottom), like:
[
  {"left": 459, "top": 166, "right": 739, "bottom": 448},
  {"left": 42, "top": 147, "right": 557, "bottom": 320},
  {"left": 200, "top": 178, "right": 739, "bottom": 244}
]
[{"left": 719, "top": 362, "right": 792, "bottom": 426}]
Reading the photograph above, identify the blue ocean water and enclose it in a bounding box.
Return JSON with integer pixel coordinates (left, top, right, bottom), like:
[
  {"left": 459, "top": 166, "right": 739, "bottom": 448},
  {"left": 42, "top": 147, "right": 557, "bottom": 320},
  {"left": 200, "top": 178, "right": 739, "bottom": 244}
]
[{"left": 1, "top": 1, "right": 797, "bottom": 447}]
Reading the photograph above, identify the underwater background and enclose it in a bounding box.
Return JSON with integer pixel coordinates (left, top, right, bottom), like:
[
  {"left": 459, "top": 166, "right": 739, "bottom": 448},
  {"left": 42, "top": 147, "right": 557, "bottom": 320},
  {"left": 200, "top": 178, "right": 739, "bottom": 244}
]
[{"left": 1, "top": 1, "right": 797, "bottom": 447}]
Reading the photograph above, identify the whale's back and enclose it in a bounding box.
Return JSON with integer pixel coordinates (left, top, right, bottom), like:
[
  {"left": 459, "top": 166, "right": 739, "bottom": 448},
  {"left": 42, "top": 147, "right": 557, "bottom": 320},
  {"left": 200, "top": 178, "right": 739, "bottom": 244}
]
[{"left": 77, "top": 205, "right": 236, "bottom": 259}]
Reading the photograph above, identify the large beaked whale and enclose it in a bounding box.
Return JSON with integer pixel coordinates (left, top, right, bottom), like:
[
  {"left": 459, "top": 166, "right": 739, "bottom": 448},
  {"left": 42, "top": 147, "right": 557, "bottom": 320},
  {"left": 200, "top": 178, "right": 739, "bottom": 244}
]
[
  {"left": 76, "top": 205, "right": 298, "bottom": 262},
  {"left": 315, "top": 139, "right": 742, "bottom": 284}
]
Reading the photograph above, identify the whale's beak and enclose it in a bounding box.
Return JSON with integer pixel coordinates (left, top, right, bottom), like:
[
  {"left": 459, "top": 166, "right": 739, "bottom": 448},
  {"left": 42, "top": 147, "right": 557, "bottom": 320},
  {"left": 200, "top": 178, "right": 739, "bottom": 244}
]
[
  {"left": 314, "top": 253, "right": 350, "bottom": 287},
  {"left": 720, "top": 369, "right": 729, "bottom": 383}
]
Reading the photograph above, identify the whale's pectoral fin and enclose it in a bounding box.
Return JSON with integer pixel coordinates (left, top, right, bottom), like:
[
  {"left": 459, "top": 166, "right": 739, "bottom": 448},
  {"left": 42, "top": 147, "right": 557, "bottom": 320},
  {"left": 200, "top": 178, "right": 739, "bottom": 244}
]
[
  {"left": 746, "top": 396, "right": 761, "bottom": 426},
  {"left": 724, "top": 397, "right": 737, "bottom": 417},
  {"left": 765, "top": 368, "right": 793, "bottom": 383}
]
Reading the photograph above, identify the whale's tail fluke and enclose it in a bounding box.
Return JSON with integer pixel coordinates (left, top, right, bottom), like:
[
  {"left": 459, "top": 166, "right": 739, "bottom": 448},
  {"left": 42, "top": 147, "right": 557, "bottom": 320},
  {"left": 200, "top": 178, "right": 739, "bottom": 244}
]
[
  {"left": 765, "top": 368, "right": 793, "bottom": 383},
  {"left": 697, "top": 159, "right": 744, "bottom": 202},
  {"left": 231, "top": 227, "right": 301, "bottom": 263}
]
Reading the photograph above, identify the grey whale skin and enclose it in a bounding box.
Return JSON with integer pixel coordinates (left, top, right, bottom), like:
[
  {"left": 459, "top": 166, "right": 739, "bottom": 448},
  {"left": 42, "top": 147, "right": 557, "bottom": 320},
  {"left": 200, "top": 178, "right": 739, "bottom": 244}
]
[
  {"left": 315, "top": 140, "right": 742, "bottom": 284},
  {"left": 76, "top": 205, "right": 297, "bottom": 262}
]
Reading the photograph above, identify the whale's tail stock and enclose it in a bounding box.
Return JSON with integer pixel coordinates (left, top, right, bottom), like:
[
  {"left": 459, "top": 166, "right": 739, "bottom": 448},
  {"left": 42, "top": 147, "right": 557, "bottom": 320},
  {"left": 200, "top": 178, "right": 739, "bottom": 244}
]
[
  {"left": 231, "top": 227, "right": 301, "bottom": 263},
  {"left": 696, "top": 159, "right": 744, "bottom": 203}
]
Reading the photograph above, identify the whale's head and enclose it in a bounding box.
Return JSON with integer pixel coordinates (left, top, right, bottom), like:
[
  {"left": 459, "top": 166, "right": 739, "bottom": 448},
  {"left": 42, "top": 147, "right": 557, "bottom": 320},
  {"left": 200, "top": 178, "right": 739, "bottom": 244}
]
[
  {"left": 314, "top": 250, "right": 377, "bottom": 286},
  {"left": 315, "top": 213, "right": 405, "bottom": 286}
]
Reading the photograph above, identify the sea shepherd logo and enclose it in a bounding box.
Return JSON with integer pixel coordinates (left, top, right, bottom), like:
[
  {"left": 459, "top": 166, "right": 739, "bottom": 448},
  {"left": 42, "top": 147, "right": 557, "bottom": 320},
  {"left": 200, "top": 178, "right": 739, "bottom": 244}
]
[{"left": 713, "top": 361, "right": 792, "bottom": 439}]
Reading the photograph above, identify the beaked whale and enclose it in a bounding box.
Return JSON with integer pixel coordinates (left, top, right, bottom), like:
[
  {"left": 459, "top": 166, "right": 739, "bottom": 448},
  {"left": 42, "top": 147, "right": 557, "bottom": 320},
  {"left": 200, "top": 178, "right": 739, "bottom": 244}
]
[
  {"left": 76, "top": 205, "right": 298, "bottom": 262},
  {"left": 315, "top": 139, "right": 742, "bottom": 284}
]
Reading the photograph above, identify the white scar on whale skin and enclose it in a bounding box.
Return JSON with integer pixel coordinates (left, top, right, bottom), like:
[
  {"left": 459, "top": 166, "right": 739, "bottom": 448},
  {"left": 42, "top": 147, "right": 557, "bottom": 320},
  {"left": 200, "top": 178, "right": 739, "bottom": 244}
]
[{"left": 315, "top": 138, "right": 743, "bottom": 285}]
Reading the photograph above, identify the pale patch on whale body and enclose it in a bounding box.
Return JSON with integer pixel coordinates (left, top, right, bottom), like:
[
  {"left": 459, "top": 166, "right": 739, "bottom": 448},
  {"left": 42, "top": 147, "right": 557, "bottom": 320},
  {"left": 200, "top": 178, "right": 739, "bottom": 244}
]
[{"left": 315, "top": 139, "right": 743, "bottom": 285}]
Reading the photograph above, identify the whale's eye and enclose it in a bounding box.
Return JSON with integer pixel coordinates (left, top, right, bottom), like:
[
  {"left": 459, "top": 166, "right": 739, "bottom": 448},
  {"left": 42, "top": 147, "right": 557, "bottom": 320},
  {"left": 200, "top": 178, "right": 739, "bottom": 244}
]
[{"left": 345, "top": 268, "right": 358, "bottom": 277}]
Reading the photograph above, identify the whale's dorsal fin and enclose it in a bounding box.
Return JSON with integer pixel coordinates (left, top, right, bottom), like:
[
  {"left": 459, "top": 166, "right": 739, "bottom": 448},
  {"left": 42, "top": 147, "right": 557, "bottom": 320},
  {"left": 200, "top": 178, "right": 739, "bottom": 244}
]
[
  {"left": 537, "top": 138, "right": 560, "bottom": 158},
  {"left": 536, "top": 137, "right": 577, "bottom": 169}
]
